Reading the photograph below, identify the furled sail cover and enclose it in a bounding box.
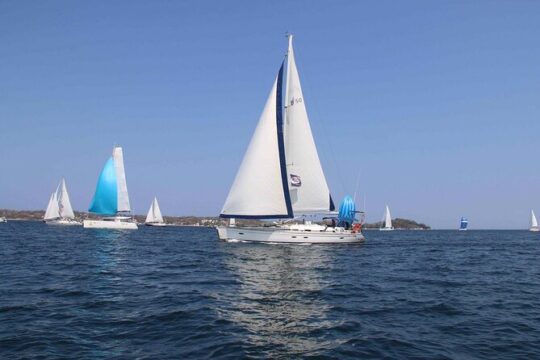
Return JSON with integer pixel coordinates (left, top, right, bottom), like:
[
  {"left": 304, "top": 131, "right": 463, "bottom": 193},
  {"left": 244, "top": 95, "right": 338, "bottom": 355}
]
[
  {"left": 285, "top": 35, "right": 334, "bottom": 214},
  {"left": 220, "top": 63, "right": 292, "bottom": 219},
  {"left": 112, "top": 147, "right": 131, "bottom": 213},
  {"left": 89, "top": 157, "right": 118, "bottom": 215}
]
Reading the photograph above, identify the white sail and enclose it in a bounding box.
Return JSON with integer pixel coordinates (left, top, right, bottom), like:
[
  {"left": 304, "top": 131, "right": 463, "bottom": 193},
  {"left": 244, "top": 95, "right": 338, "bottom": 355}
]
[
  {"left": 384, "top": 205, "right": 392, "bottom": 229},
  {"left": 146, "top": 197, "right": 164, "bottom": 223},
  {"left": 285, "top": 35, "right": 332, "bottom": 214},
  {"left": 57, "top": 178, "right": 75, "bottom": 219},
  {"left": 113, "top": 147, "right": 131, "bottom": 212},
  {"left": 44, "top": 192, "right": 60, "bottom": 220},
  {"left": 44, "top": 193, "right": 55, "bottom": 220},
  {"left": 221, "top": 72, "right": 291, "bottom": 218},
  {"left": 531, "top": 210, "right": 538, "bottom": 228}
]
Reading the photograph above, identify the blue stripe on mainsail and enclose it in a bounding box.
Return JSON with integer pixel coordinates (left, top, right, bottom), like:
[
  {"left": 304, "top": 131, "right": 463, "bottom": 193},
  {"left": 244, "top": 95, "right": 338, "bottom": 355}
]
[
  {"left": 89, "top": 157, "right": 118, "bottom": 215},
  {"left": 276, "top": 61, "right": 293, "bottom": 218}
]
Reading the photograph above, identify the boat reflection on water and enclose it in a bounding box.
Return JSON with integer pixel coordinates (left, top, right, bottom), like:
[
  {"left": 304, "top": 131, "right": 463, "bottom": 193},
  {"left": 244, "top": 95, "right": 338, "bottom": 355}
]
[{"left": 221, "top": 243, "right": 345, "bottom": 356}]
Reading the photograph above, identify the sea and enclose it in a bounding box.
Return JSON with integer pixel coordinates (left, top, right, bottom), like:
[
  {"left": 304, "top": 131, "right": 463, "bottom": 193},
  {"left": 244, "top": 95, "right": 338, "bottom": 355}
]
[{"left": 1, "top": 222, "right": 539, "bottom": 359}]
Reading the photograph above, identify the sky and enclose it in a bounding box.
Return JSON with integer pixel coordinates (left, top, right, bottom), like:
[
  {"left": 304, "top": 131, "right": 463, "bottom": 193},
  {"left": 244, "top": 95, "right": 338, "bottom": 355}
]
[{"left": 1, "top": 1, "right": 539, "bottom": 229}]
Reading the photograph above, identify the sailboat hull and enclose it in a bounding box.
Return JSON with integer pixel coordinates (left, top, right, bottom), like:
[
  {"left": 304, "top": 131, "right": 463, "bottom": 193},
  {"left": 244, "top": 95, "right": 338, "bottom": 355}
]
[
  {"left": 45, "top": 219, "right": 81, "bottom": 226},
  {"left": 529, "top": 227, "right": 539, "bottom": 232},
  {"left": 379, "top": 228, "right": 394, "bottom": 231},
  {"left": 216, "top": 226, "right": 364, "bottom": 244},
  {"left": 145, "top": 222, "right": 167, "bottom": 227},
  {"left": 83, "top": 218, "right": 138, "bottom": 230}
]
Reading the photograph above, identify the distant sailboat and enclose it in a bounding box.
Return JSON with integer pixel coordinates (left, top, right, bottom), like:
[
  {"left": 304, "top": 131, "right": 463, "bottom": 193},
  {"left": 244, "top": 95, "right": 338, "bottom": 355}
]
[
  {"left": 530, "top": 210, "right": 539, "bottom": 232},
  {"left": 379, "top": 205, "right": 394, "bottom": 231},
  {"left": 0, "top": 216, "right": 6, "bottom": 223},
  {"left": 83, "top": 146, "right": 138, "bottom": 230},
  {"left": 145, "top": 197, "right": 166, "bottom": 227},
  {"left": 459, "top": 217, "right": 468, "bottom": 231},
  {"left": 43, "top": 178, "right": 80, "bottom": 225},
  {"left": 216, "top": 35, "right": 364, "bottom": 244}
]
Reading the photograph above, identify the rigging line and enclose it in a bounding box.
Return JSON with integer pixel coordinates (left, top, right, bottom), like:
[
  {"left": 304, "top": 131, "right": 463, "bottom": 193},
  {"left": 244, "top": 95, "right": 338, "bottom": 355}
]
[{"left": 292, "top": 41, "right": 348, "bottom": 195}]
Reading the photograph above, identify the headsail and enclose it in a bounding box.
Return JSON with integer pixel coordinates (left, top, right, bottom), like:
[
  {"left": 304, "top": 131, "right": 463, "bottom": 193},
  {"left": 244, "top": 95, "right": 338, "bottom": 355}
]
[
  {"left": 146, "top": 197, "right": 164, "bottom": 223},
  {"left": 58, "top": 178, "right": 75, "bottom": 219},
  {"left": 89, "top": 157, "right": 118, "bottom": 215},
  {"left": 220, "top": 63, "right": 292, "bottom": 218},
  {"left": 44, "top": 193, "right": 60, "bottom": 220},
  {"left": 285, "top": 35, "right": 333, "bottom": 214}
]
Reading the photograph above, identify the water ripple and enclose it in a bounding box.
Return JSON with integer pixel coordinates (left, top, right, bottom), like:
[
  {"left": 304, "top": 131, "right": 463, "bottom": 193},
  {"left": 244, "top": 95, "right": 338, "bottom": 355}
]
[{"left": 1, "top": 224, "right": 540, "bottom": 358}]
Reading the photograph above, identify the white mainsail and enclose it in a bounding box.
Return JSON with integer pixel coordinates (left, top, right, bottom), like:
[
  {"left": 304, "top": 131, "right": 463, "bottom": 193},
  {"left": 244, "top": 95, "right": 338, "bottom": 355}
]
[
  {"left": 531, "top": 210, "right": 538, "bottom": 228},
  {"left": 113, "top": 147, "right": 131, "bottom": 213},
  {"left": 383, "top": 205, "right": 393, "bottom": 229},
  {"left": 285, "top": 35, "right": 333, "bottom": 214},
  {"left": 221, "top": 71, "right": 292, "bottom": 218},
  {"left": 146, "top": 197, "right": 164, "bottom": 223},
  {"left": 58, "top": 178, "right": 75, "bottom": 219},
  {"left": 44, "top": 192, "right": 60, "bottom": 220}
]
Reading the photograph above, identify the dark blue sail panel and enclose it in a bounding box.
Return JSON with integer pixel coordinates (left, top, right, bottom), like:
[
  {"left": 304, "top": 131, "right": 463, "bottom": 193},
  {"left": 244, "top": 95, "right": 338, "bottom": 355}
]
[
  {"left": 460, "top": 217, "right": 468, "bottom": 230},
  {"left": 276, "top": 61, "right": 293, "bottom": 218},
  {"left": 89, "top": 157, "right": 118, "bottom": 216},
  {"left": 329, "top": 195, "right": 335, "bottom": 211}
]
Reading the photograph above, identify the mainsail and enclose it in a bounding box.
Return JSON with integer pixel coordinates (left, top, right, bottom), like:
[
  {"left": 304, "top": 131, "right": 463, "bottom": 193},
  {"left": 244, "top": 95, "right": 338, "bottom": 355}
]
[
  {"left": 58, "top": 178, "right": 75, "bottom": 219},
  {"left": 89, "top": 146, "right": 132, "bottom": 216},
  {"left": 146, "top": 197, "right": 164, "bottom": 223},
  {"left": 220, "top": 63, "right": 292, "bottom": 218},
  {"left": 531, "top": 210, "right": 538, "bottom": 228},
  {"left": 383, "top": 205, "right": 393, "bottom": 229},
  {"left": 285, "top": 35, "right": 334, "bottom": 214}
]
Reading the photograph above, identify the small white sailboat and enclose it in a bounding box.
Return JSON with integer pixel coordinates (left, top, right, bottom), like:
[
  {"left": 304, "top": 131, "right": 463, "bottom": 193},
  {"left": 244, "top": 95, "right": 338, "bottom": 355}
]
[
  {"left": 145, "top": 197, "right": 166, "bottom": 226},
  {"left": 83, "top": 146, "right": 138, "bottom": 230},
  {"left": 459, "top": 217, "right": 468, "bottom": 231},
  {"left": 0, "top": 216, "right": 6, "bottom": 223},
  {"left": 530, "top": 210, "right": 539, "bottom": 232},
  {"left": 216, "top": 35, "right": 364, "bottom": 244},
  {"left": 379, "top": 205, "right": 394, "bottom": 231},
  {"left": 43, "top": 178, "right": 80, "bottom": 225}
]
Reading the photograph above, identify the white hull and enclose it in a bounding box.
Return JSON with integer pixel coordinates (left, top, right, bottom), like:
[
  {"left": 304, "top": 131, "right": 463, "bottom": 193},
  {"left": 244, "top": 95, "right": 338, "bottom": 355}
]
[
  {"left": 529, "top": 227, "right": 539, "bottom": 232},
  {"left": 45, "top": 219, "right": 81, "bottom": 226},
  {"left": 83, "top": 218, "right": 138, "bottom": 230},
  {"left": 379, "top": 227, "right": 394, "bottom": 231},
  {"left": 0, "top": 217, "right": 6, "bottom": 223},
  {"left": 145, "top": 222, "right": 167, "bottom": 227},
  {"left": 216, "top": 226, "right": 364, "bottom": 244},
  {"left": 458, "top": 229, "right": 467, "bottom": 231}
]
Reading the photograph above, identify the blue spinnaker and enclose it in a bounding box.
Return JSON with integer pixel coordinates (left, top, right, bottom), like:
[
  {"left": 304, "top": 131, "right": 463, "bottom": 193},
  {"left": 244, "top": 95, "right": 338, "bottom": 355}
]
[
  {"left": 89, "top": 157, "right": 118, "bottom": 215},
  {"left": 338, "top": 195, "right": 356, "bottom": 227}
]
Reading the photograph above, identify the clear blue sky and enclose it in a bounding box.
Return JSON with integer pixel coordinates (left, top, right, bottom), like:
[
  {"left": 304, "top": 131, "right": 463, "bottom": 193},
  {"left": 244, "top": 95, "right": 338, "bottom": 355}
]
[{"left": 1, "top": 1, "right": 539, "bottom": 229}]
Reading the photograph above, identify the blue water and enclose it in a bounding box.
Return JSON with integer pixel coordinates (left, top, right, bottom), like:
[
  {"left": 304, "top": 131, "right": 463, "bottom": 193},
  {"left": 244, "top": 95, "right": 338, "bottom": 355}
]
[{"left": 1, "top": 222, "right": 539, "bottom": 359}]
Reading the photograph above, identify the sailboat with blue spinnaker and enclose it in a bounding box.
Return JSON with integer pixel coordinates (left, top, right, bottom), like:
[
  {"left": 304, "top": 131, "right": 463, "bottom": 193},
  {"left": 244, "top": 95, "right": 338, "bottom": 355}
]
[{"left": 83, "top": 146, "right": 137, "bottom": 230}]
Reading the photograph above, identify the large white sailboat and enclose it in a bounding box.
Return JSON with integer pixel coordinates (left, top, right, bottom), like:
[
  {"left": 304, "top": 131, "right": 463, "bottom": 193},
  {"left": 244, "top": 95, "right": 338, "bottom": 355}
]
[
  {"left": 216, "top": 35, "right": 364, "bottom": 244},
  {"left": 379, "top": 205, "right": 394, "bottom": 231},
  {"left": 530, "top": 210, "right": 539, "bottom": 232},
  {"left": 83, "top": 146, "right": 138, "bottom": 230},
  {"left": 43, "top": 178, "right": 80, "bottom": 225},
  {"left": 145, "top": 197, "right": 166, "bottom": 226}
]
